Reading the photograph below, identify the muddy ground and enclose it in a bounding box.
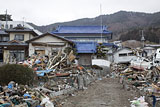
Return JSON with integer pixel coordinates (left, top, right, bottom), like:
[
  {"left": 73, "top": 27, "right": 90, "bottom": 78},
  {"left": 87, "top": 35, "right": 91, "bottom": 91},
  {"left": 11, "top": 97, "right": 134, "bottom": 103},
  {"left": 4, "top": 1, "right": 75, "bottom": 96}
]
[{"left": 62, "top": 78, "right": 141, "bottom": 107}]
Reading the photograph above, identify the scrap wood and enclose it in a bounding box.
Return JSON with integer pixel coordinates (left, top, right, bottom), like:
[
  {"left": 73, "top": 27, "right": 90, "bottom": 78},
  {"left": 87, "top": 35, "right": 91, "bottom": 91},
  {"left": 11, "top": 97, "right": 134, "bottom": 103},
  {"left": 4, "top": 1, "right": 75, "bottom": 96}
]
[
  {"left": 35, "top": 87, "right": 55, "bottom": 93},
  {"left": 68, "top": 50, "right": 76, "bottom": 62},
  {"left": 152, "top": 92, "right": 160, "bottom": 96},
  {"left": 0, "top": 92, "right": 4, "bottom": 95},
  {"left": 48, "top": 75, "right": 57, "bottom": 79},
  {"left": 156, "top": 66, "right": 160, "bottom": 71},
  {"left": 50, "top": 53, "right": 67, "bottom": 70},
  {"left": 50, "top": 96, "right": 62, "bottom": 107},
  {"left": 120, "top": 72, "right": 133, "bottom": 76},
  {"left": 47, "top": 50, "right": 62, "bottom": 69},
  {"left": 55, "top": 73, "right": 70, "bottom": 77},
  {"left": 151, "top": 83, "right": 160, "bottom": 91},
  {"left": 133, "top": 71, "right": 147, "bottom": 74}
]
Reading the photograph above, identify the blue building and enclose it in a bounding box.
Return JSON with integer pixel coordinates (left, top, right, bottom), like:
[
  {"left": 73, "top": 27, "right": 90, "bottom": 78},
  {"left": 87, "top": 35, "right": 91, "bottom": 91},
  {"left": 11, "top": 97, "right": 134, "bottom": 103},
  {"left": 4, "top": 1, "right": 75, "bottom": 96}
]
[
  {"left": 75, "top": 42, "right": 98, "bottom": 66},
  {"left": 52, "top": 26, "right": 112, "bottom": 43}
]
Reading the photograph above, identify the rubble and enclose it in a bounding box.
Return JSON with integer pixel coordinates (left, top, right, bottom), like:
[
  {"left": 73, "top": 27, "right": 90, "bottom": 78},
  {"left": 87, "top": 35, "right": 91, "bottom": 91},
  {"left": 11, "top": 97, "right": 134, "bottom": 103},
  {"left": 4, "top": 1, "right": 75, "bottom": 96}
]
[
  {"left": 111, "top": 58, "right": 160, "bottom": 106},
  {"left": 0, "top": 49, "right": 110, "bottom": 107},
  {"left": 130, "top": 96, "right": 148, "bottom": 107}
]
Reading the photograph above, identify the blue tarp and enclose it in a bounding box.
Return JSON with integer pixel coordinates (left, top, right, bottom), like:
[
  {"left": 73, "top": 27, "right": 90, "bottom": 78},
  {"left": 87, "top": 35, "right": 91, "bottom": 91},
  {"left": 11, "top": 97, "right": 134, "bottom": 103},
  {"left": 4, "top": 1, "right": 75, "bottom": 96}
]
[
  {"left": 75, "top": 42, "right": 98, "bottom": 53},
  {"left": 36, "top": 69, "right": 55, "bottom": 77},
  {"left": 8, "top": 83, "right": 13, "bottom": 89},
  {"left": 23, "top": 93, "right": 31, "bottom": 98}
]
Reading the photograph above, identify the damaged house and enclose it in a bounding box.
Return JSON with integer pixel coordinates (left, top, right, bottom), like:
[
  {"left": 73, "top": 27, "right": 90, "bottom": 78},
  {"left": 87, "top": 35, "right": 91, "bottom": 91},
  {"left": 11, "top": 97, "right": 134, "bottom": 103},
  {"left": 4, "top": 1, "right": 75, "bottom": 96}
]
[
  {"left": 111, "top": 48, "right": 137, "bottom": 64},
  {"left": 52, "top": 25, "right": 113, "bottom": 66},
  {"left": 26, "top": 32, "right": 73, "bottom": 56},
  {"left": 0, "top": 25, "right": 38, "bottom": 63}
]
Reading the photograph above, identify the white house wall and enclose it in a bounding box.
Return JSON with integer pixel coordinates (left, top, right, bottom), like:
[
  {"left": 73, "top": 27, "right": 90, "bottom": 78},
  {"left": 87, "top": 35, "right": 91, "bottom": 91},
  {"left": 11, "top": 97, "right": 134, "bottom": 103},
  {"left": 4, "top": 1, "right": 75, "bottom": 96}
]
[
  {"left": 29, "top": 34, "right": 70, "bottom": 56},
  {"left": 114, "top": 49, "right": 137, "bottom": 63},
  {"left": 29, "top": 43, "right": 34, "bottom": 56},
  {"left": 33, "top": 35, "right": 65, "bottom": 43},
  {"left": 9, "top": 32, "right": 34, "bottom": 42},
  {"left": 114, "top": 54, "right": 137, "bottom": 63}
]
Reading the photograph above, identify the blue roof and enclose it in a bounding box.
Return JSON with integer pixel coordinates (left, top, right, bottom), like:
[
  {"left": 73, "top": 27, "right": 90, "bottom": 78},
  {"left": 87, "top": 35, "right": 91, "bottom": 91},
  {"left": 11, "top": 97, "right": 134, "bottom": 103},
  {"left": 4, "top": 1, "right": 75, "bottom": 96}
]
[
  {"left": 52, "top": 26, "right": 112, "bottom": 34},
  {"left": 75, "top": 42, "right": 98, "bottom": 53}
]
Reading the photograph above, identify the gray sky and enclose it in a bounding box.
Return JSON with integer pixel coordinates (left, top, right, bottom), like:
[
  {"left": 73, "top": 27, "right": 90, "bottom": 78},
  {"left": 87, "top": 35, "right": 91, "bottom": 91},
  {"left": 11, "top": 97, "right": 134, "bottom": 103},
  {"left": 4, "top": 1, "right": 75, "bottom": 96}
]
[{"left": 0, "top": 0, "right": 160, "bottom": 26}]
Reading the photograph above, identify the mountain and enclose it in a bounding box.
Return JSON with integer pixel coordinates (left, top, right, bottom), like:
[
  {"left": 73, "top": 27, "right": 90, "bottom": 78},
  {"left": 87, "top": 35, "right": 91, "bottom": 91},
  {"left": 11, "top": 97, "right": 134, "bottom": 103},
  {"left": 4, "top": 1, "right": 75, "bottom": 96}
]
[
  {"left": 120, "top": 27, "right": 160, "bottom": 43},
  {"left": 28, "top": 11, "right": 160, "bottom": 41}
]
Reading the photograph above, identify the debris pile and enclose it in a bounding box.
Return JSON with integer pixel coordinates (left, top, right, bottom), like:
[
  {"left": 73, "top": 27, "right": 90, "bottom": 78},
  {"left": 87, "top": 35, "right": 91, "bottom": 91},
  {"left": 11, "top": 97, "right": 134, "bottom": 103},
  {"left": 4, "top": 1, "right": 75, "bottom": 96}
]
[
  {"left": 0, "top": 49, "right": 110, "bottom": 106},
  {"left": 111, "top": 62, "right": 160, "bottom": 106}
]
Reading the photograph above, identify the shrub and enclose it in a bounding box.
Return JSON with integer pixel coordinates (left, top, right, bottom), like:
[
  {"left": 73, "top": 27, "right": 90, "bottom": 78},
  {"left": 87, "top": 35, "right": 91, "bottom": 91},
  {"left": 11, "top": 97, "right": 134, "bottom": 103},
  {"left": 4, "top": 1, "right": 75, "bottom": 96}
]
[{"left": 0, "top": 64, "right": 37, "bottom": 86}]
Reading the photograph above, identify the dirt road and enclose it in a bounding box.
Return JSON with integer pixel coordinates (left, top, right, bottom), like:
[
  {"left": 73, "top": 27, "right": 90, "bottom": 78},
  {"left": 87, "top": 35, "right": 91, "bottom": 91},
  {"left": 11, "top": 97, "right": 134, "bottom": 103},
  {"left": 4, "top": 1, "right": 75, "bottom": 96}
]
[{"left": 62, "top": 78, "right": 139, "bottom": 107}]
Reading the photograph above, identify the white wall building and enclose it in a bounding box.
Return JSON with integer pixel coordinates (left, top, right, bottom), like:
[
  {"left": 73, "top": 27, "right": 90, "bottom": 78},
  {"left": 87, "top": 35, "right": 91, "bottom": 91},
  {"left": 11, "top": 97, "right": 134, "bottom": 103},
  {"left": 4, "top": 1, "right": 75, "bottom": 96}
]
[
  {"left": 26, "top": 33, "right": 73, "bottom": 56},
  {"left": 113, "top": 48, "right": 137, "bottom": 63}
]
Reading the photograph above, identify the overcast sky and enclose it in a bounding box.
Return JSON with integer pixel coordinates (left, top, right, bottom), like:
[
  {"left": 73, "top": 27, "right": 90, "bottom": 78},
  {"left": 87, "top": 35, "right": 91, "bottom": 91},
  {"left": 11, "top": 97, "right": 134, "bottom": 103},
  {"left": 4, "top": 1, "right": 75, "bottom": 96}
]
[{"left": 0, "top": 0, "right": 160, "bottom": 26}]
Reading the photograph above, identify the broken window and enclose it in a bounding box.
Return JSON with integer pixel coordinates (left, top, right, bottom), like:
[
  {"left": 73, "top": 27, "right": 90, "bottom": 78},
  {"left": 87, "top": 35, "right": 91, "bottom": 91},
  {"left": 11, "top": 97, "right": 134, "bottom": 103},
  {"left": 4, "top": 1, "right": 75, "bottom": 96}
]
[
  {"left": 119, "top": 53, "right": 127, "bottom": 57},
  {"left": 128, "top": 52, "right": 134, "bottom": 56},
  {"left": 10, "top": 50, "right": 25, "bottom": 62}
]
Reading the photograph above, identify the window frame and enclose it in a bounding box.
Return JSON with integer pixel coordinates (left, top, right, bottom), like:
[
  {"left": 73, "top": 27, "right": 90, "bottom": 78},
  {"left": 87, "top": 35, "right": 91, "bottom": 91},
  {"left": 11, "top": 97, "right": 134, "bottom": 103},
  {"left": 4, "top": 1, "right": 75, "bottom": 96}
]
[
  {"left": 14, "top": 34, "right": 24, "bottom": 41},
  {"left": 119, "top": 53, "right": 127, "bottom": 57}
]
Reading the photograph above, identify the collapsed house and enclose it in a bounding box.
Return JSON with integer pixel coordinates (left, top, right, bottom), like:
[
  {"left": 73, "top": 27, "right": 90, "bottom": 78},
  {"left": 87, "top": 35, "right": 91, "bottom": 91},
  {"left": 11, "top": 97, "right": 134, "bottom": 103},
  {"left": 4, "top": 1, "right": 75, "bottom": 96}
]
[{"left": 109, "top": 48, "right": 137, "bottom": 64}]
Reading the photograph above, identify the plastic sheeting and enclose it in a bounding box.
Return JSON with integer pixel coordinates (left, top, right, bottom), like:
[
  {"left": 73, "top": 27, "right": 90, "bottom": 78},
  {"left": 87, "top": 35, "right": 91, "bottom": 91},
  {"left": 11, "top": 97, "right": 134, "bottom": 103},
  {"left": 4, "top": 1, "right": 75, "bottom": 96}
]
[{"left": 36, "top": 69, "right": 55, "bottom": 76}]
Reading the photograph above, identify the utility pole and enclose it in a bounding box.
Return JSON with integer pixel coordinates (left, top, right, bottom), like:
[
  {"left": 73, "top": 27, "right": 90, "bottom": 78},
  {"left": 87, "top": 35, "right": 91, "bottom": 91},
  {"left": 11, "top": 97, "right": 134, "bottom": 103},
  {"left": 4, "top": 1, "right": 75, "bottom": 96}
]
[
  {"left": 141, "top": 30, "right": 145, "bottom": 48},
  {"left": 22, "top": 17, "right": 25, "bottom": 27},
  {"left": 100, "top": 4, "right": 103, "bottom": 43}
]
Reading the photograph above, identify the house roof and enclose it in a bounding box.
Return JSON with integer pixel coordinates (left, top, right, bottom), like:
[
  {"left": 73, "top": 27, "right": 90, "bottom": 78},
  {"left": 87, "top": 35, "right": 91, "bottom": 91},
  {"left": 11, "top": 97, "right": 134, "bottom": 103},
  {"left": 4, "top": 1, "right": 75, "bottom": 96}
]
[
  {"left": 5, "top": 25, "right": 38, "bottom": 36},
  {"left": 26, "top": 32, "right": 73, "bottom": 44},
  {"left": 0, "top": 40, "right": 28, "bottom": 46},
  {"left": 143, "top": 47, "right": 155, "bottom": 50},
  {"left": 114, "top": 48, "right": 133, "bottom": 54},
  {"left": 52, "top": 26, "right": 112, "bottom": 34},
  {"left": 0, "top": 30, "right": 8, "bottom": 35},
  {"left": 75, "top": 42, "right": 98, "bottom": 53},
  {"left": 102, "top": 43, "right": 118, "bottom": 48}
]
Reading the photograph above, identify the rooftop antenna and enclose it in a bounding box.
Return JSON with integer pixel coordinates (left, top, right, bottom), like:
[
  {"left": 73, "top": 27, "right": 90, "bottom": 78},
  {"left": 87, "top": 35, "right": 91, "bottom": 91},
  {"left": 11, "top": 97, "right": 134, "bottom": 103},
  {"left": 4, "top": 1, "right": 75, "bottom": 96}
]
[
  {"left": 100, "top": 4, "right": 103, "bottom": 43},
  {"left": 5, "top": 9, "right": 8, "bottom": 29},
  {"left": 22, "top": 17, "right": 25, "bottom": 27}
]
